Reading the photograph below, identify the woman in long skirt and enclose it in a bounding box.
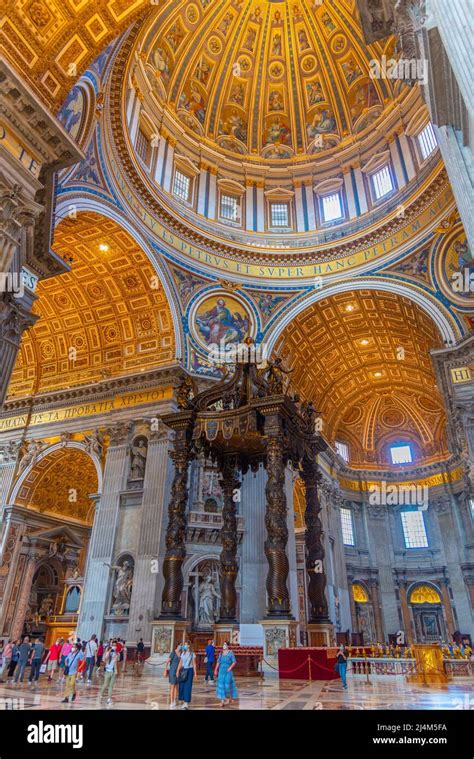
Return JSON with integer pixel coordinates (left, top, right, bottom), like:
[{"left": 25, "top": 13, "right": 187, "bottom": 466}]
[
  {"left": 176, "top": 642, "right": 197, "bottom": 710},
  {"left": 214, "top": 642, "right": 238, "bottom": 707}
]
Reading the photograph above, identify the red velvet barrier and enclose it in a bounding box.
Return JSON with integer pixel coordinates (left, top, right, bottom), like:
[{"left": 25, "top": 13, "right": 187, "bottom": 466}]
[{"left": 277, "top": 647, "right": 340, "bottom": 680}]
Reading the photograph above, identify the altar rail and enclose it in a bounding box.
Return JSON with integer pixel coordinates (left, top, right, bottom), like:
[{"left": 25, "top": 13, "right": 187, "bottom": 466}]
[
  {"left": 350, "top": 657, "right": 473, "bottom": 678},
  {"left": 195, "top": 646, "right": 263, "bottom": 677}
]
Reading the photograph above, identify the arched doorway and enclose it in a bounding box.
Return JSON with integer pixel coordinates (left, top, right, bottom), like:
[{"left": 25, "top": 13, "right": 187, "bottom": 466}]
[
  {"left": 352, "top": 582, "right": 376, "bottom": 644},
  {"left": 408, "top": 583, "right": 447, "bottom": 643},
  {"left": 2, "top": 445, "right": 98, "bottom": 645}
]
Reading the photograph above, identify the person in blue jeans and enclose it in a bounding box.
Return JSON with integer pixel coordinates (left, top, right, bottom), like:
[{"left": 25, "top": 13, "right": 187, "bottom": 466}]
[
  {"left": 336, "top": 644, "right": 348, "bottom": 689},
  {"left": 28, "top": 637, "right": 45, "bottom": 687},
  {"left": 204, "top": 639, "right": 215, "bottom": 683},
  {"left": 14, "top": 636, "right": 31, "bottom": 685}
]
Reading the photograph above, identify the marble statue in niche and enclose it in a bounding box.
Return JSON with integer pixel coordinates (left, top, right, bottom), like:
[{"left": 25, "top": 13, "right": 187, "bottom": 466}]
[
  {"left": 105, "top": 557, "right": 134, "bottom": 616},
  {"left": 188, "top": 560, "right": 221, "bottom": 627},
  {"left": 198, "top": 572, "right": 221, "bottom": 626},
  {"left": 130, "top": 436, "right": 148, "bottom": 480}
]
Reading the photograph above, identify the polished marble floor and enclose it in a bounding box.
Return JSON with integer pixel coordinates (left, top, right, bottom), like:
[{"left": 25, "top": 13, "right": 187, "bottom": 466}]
[{"left": 0, "top": 667, "right": 472, "bottom": 710}]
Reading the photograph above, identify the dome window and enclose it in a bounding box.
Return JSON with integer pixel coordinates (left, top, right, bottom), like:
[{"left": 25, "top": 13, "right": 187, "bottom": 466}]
[
  {"left": 321, "top": 192, "right": 343, "bottom": 223},
  {"left": 417, "top": 122, "right": 438, "bottom": 161},
  {"left": 270, "top": 202, "right": 289, "bottom": 228},
  {"left": 371, "top": 165, "right": 394, "bottom": 200},
  {"left": 173, "top": 169, "right": 191, "bottom": 202},
  {"left": 401, "top": 509, "right": 428, "bottom": 549},
  {"left": 390, "top": 443, "right": 412, "bottom": 464},
  {"left": 335, "top": 440, "right": 349, "bottom": 462},
  {"left": 220, "top": 193, "right": 241, "bottom": 224}
]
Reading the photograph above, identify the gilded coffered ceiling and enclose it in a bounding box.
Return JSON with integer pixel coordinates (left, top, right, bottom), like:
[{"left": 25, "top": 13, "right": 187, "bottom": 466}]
[
  {"left": 275, "top": 289, "right": 449, "bottom": 467},
  {"left": 0, "top": 0, "right": 152, "bottom": 108},
  {"left": 15, "top": 447, "right": 98, "bottom": 524},
  {"left": 138, "top": 0, "right": 396, "bottom": 161},
  {"left": 8, "top": 212, "right": 175, "bottom": 398}
]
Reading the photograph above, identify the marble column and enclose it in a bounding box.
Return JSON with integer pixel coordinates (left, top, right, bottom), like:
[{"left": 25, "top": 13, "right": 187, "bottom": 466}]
[
  {"left": 159, "top": 434, "right": 194, "bottom": 619},
  {"left": 347, "top": 576, "right": 358, "bottom": 637},
  {"left": 389, "top": 135, "right": 407, "bottom": 189},
  {"left": 304, "top": 183, "right": 317, "bottom": 230},
  {"left": 197, "top": 167, "right": 208, "bottom": 216},
  {"left": 216, "top": 458, "right": 240, "bottom": 622},
  {"left": 264, "top": 434, "right": 292, "bottom": 618},
  {"left": 245, "top": 183, "right": 255, "bottom": 231},
  {"left": 77, "top": 423, "right": 130, "bottom": 641},
  {"left": 127, "top": 422, "right": 171, "bottom": 642},
  {"left": 343, "top": 170, "right": 358, "bottom": 219},
  {"left": 162, "top": 139, "right": 175, "bottom": 193},
  {"left": 398, "top": 133, "right": 417, "bottom": 181},
  {"left": 0, "top": 441, "right": 21, "bottom": 508},
  {"left": 10, "top": 550, "right": 38, "bottom": 641},
  {"left": 152, "top": 133, "right": 166, "bottom": 185},
  {"left": 207, "top": 170, "right": 217, "bottom": 219},
  {"left": 128, "top": 91, "right": 141, "bottom": 145},
  {"left": 352, "top": 165, "right": 368, "bottom": 214},
  {"left": 294, "top": 183, "right": 306, "bottom": 232},
  {"left": 240, "top": 465, "right": 267, "bottom": 624},
  {"left": 0, "top": 292, "right": 38, "bottom": 406},
  {"left": 439, "top": 578, "right": 456, "bottom": 639},
  {"left": 301, "top": 458, "right": 330, "bottom": 623},
  {"left": 285, "top": 468, "right": 299, "bottom": 624},
  {"left": 256, "top": 184, "right": 265, "bottom": 232},
  {"left": 398, "top": 583, "right": 414, "bottom": 645},
  {"left": 368, "top": 579, "right": 385, "bottom": 642}
]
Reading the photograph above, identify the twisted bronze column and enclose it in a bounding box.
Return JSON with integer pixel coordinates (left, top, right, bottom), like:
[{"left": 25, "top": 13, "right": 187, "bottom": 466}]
[
  {"left": 218, "top": 457, "right": 240, "bottom": 622},
  {"left": 301, "top": 457, "right": 330, "bottom": 623},
  {"left": 264, "top": 434, "right": 292, "bottom": 617},
  {"left": 160, "top": 447, "right": 192, "bottom": 618}
]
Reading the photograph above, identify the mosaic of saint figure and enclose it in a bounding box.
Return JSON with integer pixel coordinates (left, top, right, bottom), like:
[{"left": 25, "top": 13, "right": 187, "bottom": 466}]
[
  {"left": 58, "top": 86, "right": 83, "bottom": 139},
  {"left": 150, "top": 46, "right": 171, "bottom": 84},
  {"left": 307, "top": 109, "right": 337, "bottom": 138},
  {"left": 219, "top": 109, "right": 247, "bottom": 142},
  {"left": 265, "top": 116, "right": 291, "bottom": 146},
  {"left": 179, "top": 83, "right": 206, "bottom": 124},
  {"left": 230, "top": 83, "right": 245, "bottom": 105},
  {"left": 269, "top": 90, "right": 284, "bottom": 111},
  {"left": 298, "top": 29, "right": 310, "bottom": 50},
  {"left": 196, "top": 297, "right": 249, "bottom": 347},
  {"left": 272, "top": 33, "right": 283, "bottom": 56},
  {"left": 307, "top": 80, "right": 324, "bottom": 106}
]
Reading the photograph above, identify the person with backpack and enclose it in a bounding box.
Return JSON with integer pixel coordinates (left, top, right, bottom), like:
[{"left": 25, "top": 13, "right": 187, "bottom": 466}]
[
  {"left": 136, "top": 638, "right": 145, "bottom": 664},
  {"left": 61, "top": 642, "right": 85, "bottom": 703},
  {"left": 85, "top": 634, "right": 98, "bottom": 684}
]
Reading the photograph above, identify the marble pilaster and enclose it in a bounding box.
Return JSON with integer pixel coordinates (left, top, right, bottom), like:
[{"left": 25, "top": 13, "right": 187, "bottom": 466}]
[
  {"left": 77, "top": 424, "right": 130, "bottom": 641},
  {"left": 240, "top": 465, "right": 267, "bottom": 624},
  {"left": 127, "top": 423, "right": 171, "bottom": 642}
]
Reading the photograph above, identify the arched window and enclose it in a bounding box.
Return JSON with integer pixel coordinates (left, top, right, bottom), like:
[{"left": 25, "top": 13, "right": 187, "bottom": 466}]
[{"left": 64, "top": 586, "right": 81, "bottom": 613}]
